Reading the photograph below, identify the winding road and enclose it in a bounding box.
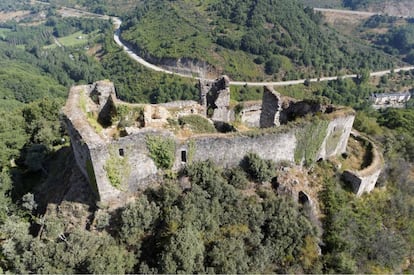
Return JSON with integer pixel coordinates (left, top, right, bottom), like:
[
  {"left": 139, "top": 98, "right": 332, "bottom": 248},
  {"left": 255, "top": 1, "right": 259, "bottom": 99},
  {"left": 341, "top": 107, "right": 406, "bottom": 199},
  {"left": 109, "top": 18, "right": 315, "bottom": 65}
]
[
  {"left": 112, "top": 17, "right": 414, "bottom": 86},
  {"left": 47, "top": 3, "right": 414, "bottom": 87}
]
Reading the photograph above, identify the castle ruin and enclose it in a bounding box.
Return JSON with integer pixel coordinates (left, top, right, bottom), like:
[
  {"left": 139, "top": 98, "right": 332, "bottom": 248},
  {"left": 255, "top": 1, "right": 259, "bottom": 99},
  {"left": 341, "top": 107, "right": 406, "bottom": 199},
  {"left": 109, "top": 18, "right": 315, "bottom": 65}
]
[{"left": 63, "top": 77, "right": 382, "bottom": 203}]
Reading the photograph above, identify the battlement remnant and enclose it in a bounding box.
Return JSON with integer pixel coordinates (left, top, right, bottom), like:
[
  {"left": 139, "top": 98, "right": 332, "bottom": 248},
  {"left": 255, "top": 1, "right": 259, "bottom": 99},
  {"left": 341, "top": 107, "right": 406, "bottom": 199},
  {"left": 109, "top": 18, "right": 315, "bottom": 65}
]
[{"left": 63, "top": 78, "right": 360, "bottom": 204}]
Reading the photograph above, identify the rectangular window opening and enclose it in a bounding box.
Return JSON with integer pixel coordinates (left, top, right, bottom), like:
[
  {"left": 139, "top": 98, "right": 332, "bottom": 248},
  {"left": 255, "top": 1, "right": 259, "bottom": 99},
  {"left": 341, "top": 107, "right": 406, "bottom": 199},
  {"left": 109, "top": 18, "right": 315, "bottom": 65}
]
[
  {"left": 119, "top": 148, "right": 125, "bottom": 157},
  {"left": 181, "top": 150, "right": 187, "bottom": 163}
]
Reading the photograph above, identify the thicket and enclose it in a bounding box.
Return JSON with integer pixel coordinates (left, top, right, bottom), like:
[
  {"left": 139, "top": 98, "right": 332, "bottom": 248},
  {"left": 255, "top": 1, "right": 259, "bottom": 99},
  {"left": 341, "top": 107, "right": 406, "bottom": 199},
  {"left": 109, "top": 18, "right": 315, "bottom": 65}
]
[{"left": 0, "top": 0, "right": 31, "bottom": 11}]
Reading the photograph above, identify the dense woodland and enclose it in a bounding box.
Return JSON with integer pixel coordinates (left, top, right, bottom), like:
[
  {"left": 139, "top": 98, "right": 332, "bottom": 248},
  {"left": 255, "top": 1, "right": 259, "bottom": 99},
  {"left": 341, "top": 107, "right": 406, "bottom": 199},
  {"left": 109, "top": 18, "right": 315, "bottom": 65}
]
[{"left": 1, "top": 0, "right": 414, "bottom": 273}]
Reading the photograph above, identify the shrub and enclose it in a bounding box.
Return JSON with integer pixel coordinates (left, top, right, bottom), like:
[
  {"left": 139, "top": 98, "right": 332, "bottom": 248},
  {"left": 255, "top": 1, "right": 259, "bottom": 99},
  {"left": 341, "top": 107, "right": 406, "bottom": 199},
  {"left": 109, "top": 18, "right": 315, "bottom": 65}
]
[
  {"left": 242, "top": 152, "right": 275, "bottom": 183},
  {"left": 224, "top": 167, "right": 249, "bottom": 189},
  {"left": 146, "top": 135, "right": 176, "bottom": 169}
]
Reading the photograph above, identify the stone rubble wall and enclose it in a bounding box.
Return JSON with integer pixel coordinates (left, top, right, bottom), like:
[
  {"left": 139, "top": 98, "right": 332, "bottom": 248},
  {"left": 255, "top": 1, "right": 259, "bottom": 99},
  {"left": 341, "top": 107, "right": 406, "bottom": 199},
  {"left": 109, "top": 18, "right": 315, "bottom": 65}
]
[
  {"left": 342, "top": 134, "right": 384, "bottom": 197},
  {"left": 64, "top": 80, "right": 359, "bottom": 203},
  {"left": 260, "top": 86, "right": 282, "bottom": 128},
  {"left": 240, "top": 101, "right": 262, "bottom": 128},
  {"left": 188, "top": 131, "right": 297, "bottom": 167}
]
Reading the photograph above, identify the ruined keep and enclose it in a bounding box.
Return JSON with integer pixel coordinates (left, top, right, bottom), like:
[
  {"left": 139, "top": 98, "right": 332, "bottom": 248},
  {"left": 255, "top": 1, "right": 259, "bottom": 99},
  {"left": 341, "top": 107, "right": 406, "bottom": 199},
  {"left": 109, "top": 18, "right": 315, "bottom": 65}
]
[{"left": 63, "top": 77, "right": 379, "bottom": 203}]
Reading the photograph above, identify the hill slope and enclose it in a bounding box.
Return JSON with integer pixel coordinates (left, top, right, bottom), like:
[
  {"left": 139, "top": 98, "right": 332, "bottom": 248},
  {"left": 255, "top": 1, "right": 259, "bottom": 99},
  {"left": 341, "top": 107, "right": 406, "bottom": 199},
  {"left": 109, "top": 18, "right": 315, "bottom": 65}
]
[{"left": 120, "top": 0, "right": 403, "bottom": 81}]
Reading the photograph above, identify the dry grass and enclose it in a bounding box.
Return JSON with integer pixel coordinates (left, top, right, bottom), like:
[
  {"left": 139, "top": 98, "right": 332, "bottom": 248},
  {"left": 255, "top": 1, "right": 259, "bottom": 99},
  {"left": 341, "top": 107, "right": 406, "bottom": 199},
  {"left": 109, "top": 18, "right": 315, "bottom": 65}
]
[
  {"left": 342, "top": 136, "right": 367, "bottom": 171},
  {"left": 0, "top": 10, "right": 30, "bottom": 22},
  {"left": 321, "top": 11, "right": 371, "bottom": 35}
]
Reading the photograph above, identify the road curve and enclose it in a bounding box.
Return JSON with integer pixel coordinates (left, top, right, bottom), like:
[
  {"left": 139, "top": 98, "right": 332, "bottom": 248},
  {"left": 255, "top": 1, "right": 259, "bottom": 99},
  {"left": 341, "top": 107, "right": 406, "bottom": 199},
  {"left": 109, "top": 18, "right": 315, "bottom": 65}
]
[
  {"left": 48, "top": 4, "right": 414, "bottom": 87},
  {"left": 112, "top": 17, "right": 414, "bottom": 86}
]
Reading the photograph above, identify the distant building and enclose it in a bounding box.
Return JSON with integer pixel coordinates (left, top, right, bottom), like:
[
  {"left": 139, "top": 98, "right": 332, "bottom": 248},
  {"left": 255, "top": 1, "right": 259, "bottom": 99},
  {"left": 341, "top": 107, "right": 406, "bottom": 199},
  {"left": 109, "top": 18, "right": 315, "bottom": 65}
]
[{"left": 371, "top": 91, "right": 411, "bottom": 107}]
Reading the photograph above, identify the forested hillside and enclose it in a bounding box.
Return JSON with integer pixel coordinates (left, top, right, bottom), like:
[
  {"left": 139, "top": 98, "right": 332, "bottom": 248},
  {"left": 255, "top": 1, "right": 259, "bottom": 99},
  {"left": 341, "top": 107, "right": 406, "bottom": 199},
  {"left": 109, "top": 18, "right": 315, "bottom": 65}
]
[{"left": 120, "top": 0, "right": 402, "bottom": 81}]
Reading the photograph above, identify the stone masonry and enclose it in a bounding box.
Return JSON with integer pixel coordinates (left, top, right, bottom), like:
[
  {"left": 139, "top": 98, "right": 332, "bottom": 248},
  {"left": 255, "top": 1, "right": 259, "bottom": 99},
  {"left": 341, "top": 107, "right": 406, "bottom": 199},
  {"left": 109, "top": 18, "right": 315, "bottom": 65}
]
[{"left": 63, "top": 78, "right": 362, "bottom": 203}]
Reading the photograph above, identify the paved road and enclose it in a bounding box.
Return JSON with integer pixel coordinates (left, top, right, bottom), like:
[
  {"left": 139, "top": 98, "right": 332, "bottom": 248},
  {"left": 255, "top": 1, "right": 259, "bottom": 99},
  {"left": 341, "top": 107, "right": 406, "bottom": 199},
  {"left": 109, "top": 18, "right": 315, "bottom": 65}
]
[
  {"left": 43, "top": 3, "right": 414, "bottom": 87},
  {"left": 314, "top": 8, "right": 378, "bottom": 16},
  {"left": 112, "top": 17, "right": 414, "bottom": 86}
]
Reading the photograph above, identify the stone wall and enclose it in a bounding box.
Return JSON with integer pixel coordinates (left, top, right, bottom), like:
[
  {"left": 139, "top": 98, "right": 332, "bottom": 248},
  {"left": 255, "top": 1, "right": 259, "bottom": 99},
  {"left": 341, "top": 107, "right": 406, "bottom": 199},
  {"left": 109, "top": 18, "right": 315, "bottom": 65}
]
[
  {"left": 188, "top": 131, "right": 297, "bottom": 167},
  {"left": 64, "top": 80, "right": 357, "bottom": 204},
  {"left": 260, "top": 86, "right": 281, "bottom": 128},
  {"left": 342, "top": 134, "right": 384, "bottom": 197},
  {"left": 199, "top": 76, "right": 233, "bottom": 122},
  {"left": 317, "top": 113, "right": 355, "bottom": 159},
  {"left": 240, "top": 101, "right": 262, "bottom": 128}
]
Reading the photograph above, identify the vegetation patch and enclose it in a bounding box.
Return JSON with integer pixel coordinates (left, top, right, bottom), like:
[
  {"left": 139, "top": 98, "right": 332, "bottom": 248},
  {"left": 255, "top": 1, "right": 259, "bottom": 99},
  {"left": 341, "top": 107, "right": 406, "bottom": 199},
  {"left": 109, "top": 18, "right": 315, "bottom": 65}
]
[
  {"left": 79, "top": 92, "right": 103, "bottom": 133},
  {"left": 325, "top": 126, "right": 344, "bottom": 155},
  {"left": 187, "top": 139, "right": 196, "bottom": 164},
  {"left": 146, "top": 135, "right": 176, "bottom": 170},
  {"left": 178, "top": 115, "right": 216, "bottom": 134},
  {"left": 116, "top": 104, "right": 144, "bottom": 129},
  {"left": 295, "top": 119, "right": 329, "bottom": 165},
  {"left": 104, "top": 146, "right": 130, "bottom": 189},
  {"left": 0, "top": 28, "right": 11, "bottom": 40},
  {"left": 242, "top": 152, "right": 275, "bottom": 183}
]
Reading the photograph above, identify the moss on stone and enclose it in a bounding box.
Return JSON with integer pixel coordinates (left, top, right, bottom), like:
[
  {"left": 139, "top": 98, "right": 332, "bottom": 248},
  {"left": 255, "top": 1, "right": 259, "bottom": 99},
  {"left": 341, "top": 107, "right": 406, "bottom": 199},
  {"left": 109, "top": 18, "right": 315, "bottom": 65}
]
[{"left": 294, "top": 119, "right": 329, "bottom": 166}]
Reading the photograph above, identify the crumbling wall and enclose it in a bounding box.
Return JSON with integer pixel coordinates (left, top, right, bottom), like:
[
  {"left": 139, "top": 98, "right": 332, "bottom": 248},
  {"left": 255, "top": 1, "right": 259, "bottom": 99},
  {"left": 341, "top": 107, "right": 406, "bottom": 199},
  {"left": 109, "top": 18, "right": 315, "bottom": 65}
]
[
  {"left": 89, "top": 80, "right": 116, "bottom": 111},
  {"left": 199, "top": 76, "right": 233, "bottom": 122},
  {"left": 279, "top": 99, "right": 324, "bottom": 124},
  {"left": 239, "top": 101, "right": 262, "bottom": 128},
  {"left": 342, "top": 134, "right": 383, "bottom": 196},
  {"left": 260, "top": 86, "right": 282, "bottom": 128},
  {"left": 63, "top": 83, "right": 119, "bottom": 201},
  {"left": 64, "top": 80, "right": 359, "bottom": 204},
  {"left": 88, "top": 129, "right": 166, "bottom": 199}
]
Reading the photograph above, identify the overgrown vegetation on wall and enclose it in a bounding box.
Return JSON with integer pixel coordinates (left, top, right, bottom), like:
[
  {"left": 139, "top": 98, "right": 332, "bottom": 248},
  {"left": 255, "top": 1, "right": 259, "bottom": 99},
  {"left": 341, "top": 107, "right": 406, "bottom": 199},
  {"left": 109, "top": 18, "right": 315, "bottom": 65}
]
[
  {"left": 104, "top": 147, "right": 130, "bottom": 189},
  {"left": 325, "top": 126, "right": 345, "bottom": 155},
  {"left": 295, "top": 119, "right": 329, "bottom": 165},
  {"left": 146, "top": 135, "right": 176, "bottom": 170},
  {"left": 116, "top": 104, "right": 144, "bottom": 129},
  {"left": 178, "top": 115, "right": 216, "bottom": 134}
]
